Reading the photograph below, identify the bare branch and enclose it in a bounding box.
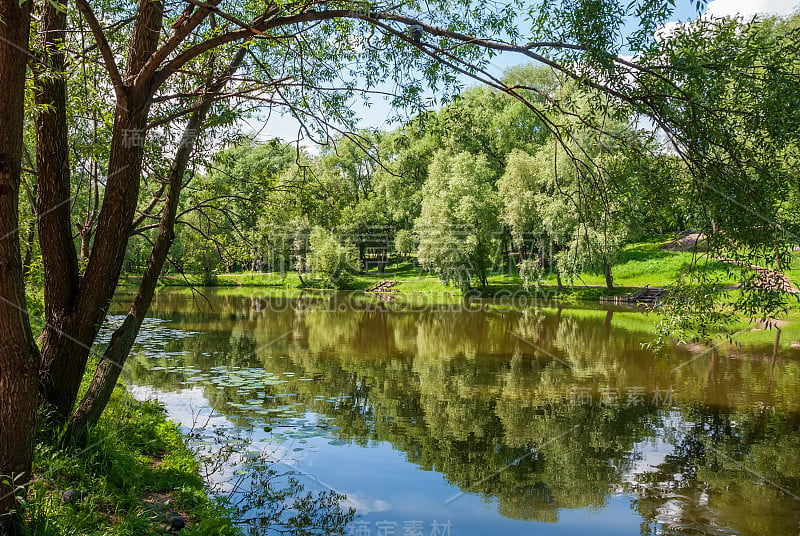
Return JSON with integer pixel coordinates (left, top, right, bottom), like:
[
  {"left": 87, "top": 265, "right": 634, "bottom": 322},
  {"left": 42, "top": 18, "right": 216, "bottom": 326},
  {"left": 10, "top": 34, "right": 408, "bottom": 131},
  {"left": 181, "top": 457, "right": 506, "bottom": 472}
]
[{"left": 75, "top": 0, "right": 125, "bottom": 99}]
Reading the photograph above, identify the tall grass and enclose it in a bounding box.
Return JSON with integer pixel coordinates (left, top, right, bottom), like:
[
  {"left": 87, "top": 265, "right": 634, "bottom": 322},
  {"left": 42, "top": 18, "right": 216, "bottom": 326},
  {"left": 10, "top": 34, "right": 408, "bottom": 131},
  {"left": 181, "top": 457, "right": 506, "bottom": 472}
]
[{"left": 22, "top": 385, "right": 240, "bottom": 535}]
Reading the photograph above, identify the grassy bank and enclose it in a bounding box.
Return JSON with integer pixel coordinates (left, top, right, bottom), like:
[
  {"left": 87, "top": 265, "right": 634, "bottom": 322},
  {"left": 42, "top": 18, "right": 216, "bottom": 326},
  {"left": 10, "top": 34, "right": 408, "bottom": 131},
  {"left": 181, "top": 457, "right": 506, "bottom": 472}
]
[
  {"left": 125, "top": 236, "right": 799, "bottom": 303},
  {"left": 22, "top": 383, "right": 240, "bottom": 535}
]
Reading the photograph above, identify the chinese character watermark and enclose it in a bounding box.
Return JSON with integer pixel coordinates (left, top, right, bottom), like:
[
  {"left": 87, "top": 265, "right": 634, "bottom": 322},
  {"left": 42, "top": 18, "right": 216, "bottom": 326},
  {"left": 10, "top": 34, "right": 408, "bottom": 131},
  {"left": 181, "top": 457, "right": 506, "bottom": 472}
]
[
  {"left": 121, "top": 128, "right": 145, "bottom": 148},
  {"left": 348, "top": 520, "right": 453, "bottom": 536},
  {"left": 179, "top": 128, "right": 198, "bottom": 148},
  {"left": 569, "top": 386, "right": 675, "bottom": 408}
]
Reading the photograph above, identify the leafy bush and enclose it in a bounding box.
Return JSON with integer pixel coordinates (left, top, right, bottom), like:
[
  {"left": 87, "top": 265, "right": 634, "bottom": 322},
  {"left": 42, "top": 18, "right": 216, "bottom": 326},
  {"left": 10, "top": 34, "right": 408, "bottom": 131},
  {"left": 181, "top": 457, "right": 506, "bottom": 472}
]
[{"left": 307, "top": 227, "right": 359, "bottom": 288}]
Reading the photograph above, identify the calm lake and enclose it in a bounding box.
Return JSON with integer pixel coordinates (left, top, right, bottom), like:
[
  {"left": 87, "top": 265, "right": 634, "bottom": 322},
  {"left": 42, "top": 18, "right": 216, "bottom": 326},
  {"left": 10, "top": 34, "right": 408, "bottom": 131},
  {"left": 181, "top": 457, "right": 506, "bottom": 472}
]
[{"left": 111, "top": 289, "right": 800, "bottom": 535}]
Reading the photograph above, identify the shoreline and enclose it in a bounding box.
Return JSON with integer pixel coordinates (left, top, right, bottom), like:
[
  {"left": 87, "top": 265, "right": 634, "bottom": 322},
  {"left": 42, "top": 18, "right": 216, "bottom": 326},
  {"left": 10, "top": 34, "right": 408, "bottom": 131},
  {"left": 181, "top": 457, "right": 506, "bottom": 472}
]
[
  {"left": 25, "top": 380, "right": 241, "bottom": 535},
  {"left": 122, "top": 273, "right": 651, "bottom": 302}
]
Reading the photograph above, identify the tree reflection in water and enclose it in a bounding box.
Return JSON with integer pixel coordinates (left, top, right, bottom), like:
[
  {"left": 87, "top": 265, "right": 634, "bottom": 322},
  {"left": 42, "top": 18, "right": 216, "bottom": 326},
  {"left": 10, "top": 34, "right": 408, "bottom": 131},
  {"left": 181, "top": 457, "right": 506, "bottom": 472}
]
[
  {"left": 191, "top": 426, "right": 356, "bottom": 535},
  {"left": 115, "top": 291, "right": 800, "bottom": 536}
]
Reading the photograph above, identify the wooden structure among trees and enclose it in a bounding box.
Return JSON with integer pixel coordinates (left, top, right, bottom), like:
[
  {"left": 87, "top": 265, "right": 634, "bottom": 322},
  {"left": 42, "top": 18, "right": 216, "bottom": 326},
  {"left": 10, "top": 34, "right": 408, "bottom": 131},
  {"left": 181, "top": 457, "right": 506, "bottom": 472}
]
[
  {"left": 366, "top": 280, "right": 398, "bottom": 293},
  {"left": 601, "top": 286, "right": 667, "bottom": 305}
]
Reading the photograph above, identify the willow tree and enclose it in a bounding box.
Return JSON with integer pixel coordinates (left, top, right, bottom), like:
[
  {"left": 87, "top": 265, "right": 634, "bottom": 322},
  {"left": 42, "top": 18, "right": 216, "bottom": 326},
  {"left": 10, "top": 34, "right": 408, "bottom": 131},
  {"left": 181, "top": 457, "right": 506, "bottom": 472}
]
[
  {"left": 640, "top": 14, "right": 800, "bottom": 337},
  {"left": 416, "top": 151, "right": 501, "bottom": 288}
]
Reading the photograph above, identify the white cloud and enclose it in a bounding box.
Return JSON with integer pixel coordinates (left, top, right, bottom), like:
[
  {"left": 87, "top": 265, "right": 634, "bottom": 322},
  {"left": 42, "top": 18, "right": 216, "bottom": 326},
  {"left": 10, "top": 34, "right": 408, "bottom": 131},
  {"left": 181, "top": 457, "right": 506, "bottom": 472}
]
[
  {"left": 654, "top": 20, "right": 681, "bottom": 41},
  {"left": 704, "top": 0, "right": 798, "bottom": 18},
  {"left": 654, "top": 0, "right": 797, "bottom": 43},
  {"left": 340, "top": 493, "right": 391, "bottom": 514}
]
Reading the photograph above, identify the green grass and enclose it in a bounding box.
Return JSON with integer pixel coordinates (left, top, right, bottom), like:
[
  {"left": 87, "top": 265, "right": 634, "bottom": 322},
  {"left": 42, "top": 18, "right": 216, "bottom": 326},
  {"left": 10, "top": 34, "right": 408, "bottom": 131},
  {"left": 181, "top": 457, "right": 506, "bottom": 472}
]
[
  {"left": 148, "top": 271, "right": 297, "bottom": 288},
  {"left": 138, "top": 263, "right": 460, "bottom": 294},
  {"left": 542, "top": 237, "right": 735, "bottom": 288},
  {"left": 782, "top": 252, "right": 800, "bottom": 285},
  {"left": 21, "top": 383, "right": 240, "bottom": 535},
  {"left": 132, "top": 237, "right": 800, "bottom": 304}
]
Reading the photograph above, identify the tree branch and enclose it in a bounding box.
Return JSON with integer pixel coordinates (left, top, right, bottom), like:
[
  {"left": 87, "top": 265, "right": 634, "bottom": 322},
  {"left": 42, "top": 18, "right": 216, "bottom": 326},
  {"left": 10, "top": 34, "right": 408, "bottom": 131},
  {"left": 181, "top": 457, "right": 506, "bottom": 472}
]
[
  {"left": 135, "top": 0, "right": 223, "bottom": 84},
  {"left": 75, "top": 0, "right": 125, "bottom": 99}
]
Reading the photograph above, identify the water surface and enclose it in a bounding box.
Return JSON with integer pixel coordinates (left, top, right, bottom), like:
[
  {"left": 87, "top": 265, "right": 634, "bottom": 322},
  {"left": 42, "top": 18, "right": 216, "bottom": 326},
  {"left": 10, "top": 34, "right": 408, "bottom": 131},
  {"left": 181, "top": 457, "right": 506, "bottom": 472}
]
[{"left": 113, "top": 290, "right": 800, "bottom": 535}]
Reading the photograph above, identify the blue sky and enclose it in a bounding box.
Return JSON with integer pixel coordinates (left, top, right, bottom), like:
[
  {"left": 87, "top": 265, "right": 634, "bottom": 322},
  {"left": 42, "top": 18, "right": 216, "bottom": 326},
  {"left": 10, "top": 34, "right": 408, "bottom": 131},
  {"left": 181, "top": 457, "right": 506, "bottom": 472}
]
[{"left": 245, "top": 0, "right": 798, "bottom": 146}]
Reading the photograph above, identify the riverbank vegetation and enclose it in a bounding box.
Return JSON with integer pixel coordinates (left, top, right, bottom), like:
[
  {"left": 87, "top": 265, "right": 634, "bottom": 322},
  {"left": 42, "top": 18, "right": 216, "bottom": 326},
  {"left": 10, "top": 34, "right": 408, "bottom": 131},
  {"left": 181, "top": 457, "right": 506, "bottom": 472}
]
[
  {"left": 20, "top": 381, "right": 239, "bottom": 535},
  {"left": 132, "top": 16, "right": 800, "bottom": 309},
  {"left": 150, "top": 236, "right": 757, "bottom": 295}
]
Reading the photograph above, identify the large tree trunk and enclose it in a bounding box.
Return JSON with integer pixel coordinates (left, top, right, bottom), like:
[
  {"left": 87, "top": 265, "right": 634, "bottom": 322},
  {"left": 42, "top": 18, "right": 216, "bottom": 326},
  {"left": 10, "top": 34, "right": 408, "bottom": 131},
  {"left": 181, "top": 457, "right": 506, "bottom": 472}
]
[
  {"left": 0, "top": 1, "right": 39, "bottom": 532},
  {"left": 34, "top": 0, "right": 81, "bottom": 429},
  {"left": 603, "top": 260, "right": 614, "bottom": 290},
  {"left": 38, "top": 104, "right": 154, "bottom": 427},
  {"left": 38, "top": 0, "right": 164, "bottom": 427},
  {"left": 64, "top": 48, "right": 247, "bottom": 443}
]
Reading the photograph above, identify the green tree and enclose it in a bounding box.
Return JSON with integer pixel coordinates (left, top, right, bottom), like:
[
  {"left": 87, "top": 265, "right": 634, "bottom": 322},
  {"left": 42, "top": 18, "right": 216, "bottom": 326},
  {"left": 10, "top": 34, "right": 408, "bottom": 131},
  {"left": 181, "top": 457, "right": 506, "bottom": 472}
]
[
  {"left": 639, "top": 14, "right": 800, "bottom": 327},
  {"left": 308, "top": 227, "right": 359, "bottom": 288},
  {"left": 499, "top": 112, "right": 656, "bottom": 290},
  {"left": 416, "top": 151, "right": 501, "bottom": 288},
  {"left": 370, "top": 117, "right": 437, "bottom": 229},
  {"left": 173, "top": 137, "right": 298, "bottom": 273},
  {"left": 498, "top": 149, "right": 568, "bottom": 287},
  {"left": 394, "top": 229, "right": 417, "bottom": 261}
]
